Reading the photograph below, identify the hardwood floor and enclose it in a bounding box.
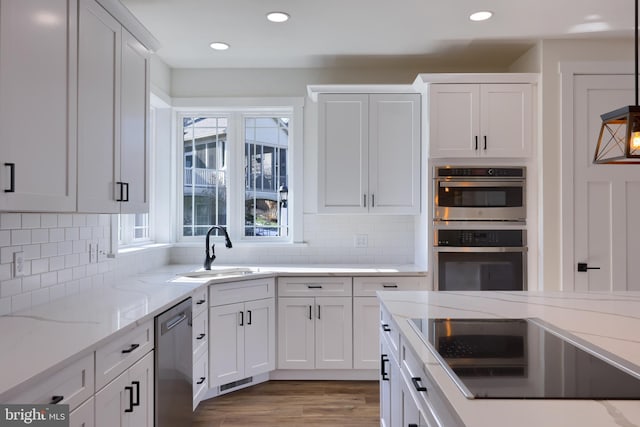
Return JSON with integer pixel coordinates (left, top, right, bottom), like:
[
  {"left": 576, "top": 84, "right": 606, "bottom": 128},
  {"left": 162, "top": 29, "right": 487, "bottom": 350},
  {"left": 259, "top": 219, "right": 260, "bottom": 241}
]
[{"left": 193, "top": 380, "right": 380, "bottom": 427}]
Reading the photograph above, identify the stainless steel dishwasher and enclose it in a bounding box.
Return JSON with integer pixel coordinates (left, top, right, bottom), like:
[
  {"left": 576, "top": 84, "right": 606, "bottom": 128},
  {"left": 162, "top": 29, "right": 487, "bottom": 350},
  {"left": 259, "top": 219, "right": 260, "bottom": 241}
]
[{"left": 155, "top": 298, "right": 193, "bottom": 426}]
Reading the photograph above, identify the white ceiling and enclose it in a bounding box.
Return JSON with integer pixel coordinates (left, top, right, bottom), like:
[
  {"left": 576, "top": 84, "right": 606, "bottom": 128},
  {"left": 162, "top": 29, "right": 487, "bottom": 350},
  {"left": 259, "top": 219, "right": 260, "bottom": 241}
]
[{"left": 121, "top": 0, "right": 634, "bottom": 69}]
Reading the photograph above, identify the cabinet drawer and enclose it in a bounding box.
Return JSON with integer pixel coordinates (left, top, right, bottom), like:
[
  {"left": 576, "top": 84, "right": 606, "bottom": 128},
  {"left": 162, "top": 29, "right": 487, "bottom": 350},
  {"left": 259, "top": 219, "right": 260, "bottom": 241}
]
[
  {"left": 192, "top": 310, "right": 208, "bottom": 357},
  {"left": 401, "top": 341, "right": 464, "bottom": 427},
  {"left": 6, "top": 353, "right": 94, "bottom": 411},
  {"left": 353, "top": 276, "right": 424, "bottom": 296},
  {"left": 192, "top": 353, "right": 208, "bottom": 410},
  {"left": 277, "top": 277, "right": 352, "bottom": 297},
  {"left": 380, "top": 304, "right": 401, "bottom": 362},
  {"left": 192, "top": 287, "right": 208, "bottom": 317},
  {"left": 209, "top": 277, "right": 275, "bottom": 306},
  {"left": 95, "top": 319, "right": 154, "bottom": 390}
]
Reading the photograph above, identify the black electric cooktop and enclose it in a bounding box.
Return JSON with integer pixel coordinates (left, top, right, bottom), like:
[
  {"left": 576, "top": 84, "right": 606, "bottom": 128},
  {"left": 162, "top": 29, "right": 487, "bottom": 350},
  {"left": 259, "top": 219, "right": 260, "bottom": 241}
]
[{"left": 409, "top": 318, "right": 640, "bottom": 399}]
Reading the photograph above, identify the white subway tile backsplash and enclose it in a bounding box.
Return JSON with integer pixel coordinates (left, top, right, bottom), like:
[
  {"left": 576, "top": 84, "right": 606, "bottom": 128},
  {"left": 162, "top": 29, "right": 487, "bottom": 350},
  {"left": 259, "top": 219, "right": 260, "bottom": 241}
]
[
  {"left": 49, "top": 256, "right": 65, "bottom": 271},
  {"left": 73, "top": 240, "right": 85, "bottom": 254},
  {"left": 11, "top": 230, "right": 31, "bottom": 246},
  {"left": 11, "top": 293, "right": 31, "bottom": 312},
  {"left": 79, "top": 227, "right": 92, "bottom": 240},
  {"left": 57, "top": 215, "right": 72, "bottom": 228},
  {"left": 49, "top": 228, "right": 64, "bottom": 243},
  {"left": 31, "top": 258, "right": 49, "bottom": 275},
  {"left": 1, "top": 213, "right": 21, "bottom": 230},
  {"left": 49, "top": 284, "right": 66, "bottom": 301},
  {"left": 86, "top": 215, "right": 98, "bottom": 227},
  {"left": 65, "top": 228, "right": 79, "bottom": 241},
  {"left": 23, "top": 244, "right": 40, "bottom": 261},
  {"left": 31, "top": 229, "right": 49, "bottom": 244},
  {"left": 0, "top": 296, "right": 11, "bottom": 316},
  {"left": 0, "top": 264, "right": 10, "bottom": 281},
  {"left": 1, "top": 279, "right": 22, "bottom": 298},
  {"left": 21, "top": 214, "right": 40, "bottom": 229},
  {"left": 58, "top": 241, "right": 73, "bottom": 256},
  {"left": 41, "top": 243, "right": 58, "bottom": 258},
  {"left": 72, "top": 214, "right": 86, "bottom": 227},
  {"left": 57, "top": 268, "right": 73, "bottom": 283},
  {"left": 31, "top": 288, "right": 50, "bottom": 307},
  {"left": 22, "top": 275, "right": 40, "bottom": 292},
  {"left": 73, "top": 266, "right": 85, "bottom": 280},
  {"left": 1, "top": 246, "right": 19, "bottom": 264},
  {"left": 0, "top": 231, "right": 9, "bottom": 247},
  {"left": 40, "top": 272, "right": 57, "bottom": 288},
  {"left": 41, "top": 214, "right": 57, "bottom": 228}
]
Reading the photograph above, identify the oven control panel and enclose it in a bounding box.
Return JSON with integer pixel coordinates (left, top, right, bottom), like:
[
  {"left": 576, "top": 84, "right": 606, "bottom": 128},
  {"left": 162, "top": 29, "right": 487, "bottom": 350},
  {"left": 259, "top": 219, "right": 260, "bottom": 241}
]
[
  {"left": 436, "top": 167, "right": 525, "bottom": 178},
  {"left": 436, "top": 229, "right": 524, "bottom": 247}
]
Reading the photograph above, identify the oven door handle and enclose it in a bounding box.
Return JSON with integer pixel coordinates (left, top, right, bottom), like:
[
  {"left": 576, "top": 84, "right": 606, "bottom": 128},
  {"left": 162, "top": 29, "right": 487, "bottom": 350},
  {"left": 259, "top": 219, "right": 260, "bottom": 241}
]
[
  {"left": 439, "top": 181, "right": 523, "bottom": 188},
  {"left": 433, "top": 247, "right": 527, "bottom": 253}
]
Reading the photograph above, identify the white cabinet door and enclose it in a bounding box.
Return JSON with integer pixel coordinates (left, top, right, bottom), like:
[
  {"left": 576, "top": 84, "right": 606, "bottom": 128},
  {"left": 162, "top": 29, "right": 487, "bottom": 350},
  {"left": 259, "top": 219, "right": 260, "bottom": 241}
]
[
  {"left": 209, "top": 303, "right": 245, "bottom": 386},
  {"left": 95, "top": 370, "right": 129, "bottom": 427},
  {"left": 244, "top": 298, "right": 276, "bottom": 377},
  {"left": 480, "top": 84, "right": 532, "bottom": 157},
  {"left": 120, "top": 29, "right": 150, "bottom": 213},
  {"left": 95, "top": 351, "right": 153, "bottom": 427},
  {"left": 390, "top": 354, "right": 403, "bottom": 427},
  {"left": 69, "top": 397, "right": 94, "bottom": 427},
  {"left": 380, "top": 339, "right": 392, "bottom": 427},
  {"left": 369, "top": 94, "right": 421, "bottom": 214},
  {"left": 353, "top": 297, "right": 380, "bottom": 369},
  {"left": 277, "top": 297, "right": 315, "bottom": 369},
  {"left": 318, "top": 93, "right": 420, "bottom": 214},
  {"left": 0, "top": 0, "right": 77, "bottom": 211},
  {"left": 429, "top": 83, "right": 532, "bottom": 158},
  {"left": 77, "top": 0, "right": 121, "bottom": 213},
  {"left": 315, "top": 297, "right": 352, "bottom": 369},
  {"left": 127, "top": 351, "right": 153, "bottom": 427},
  {"left": 429, "top": 84, "right": 479, "bottom": 158},
  {"left": 318, "top": 94, "right": 369, "bottom": 213},
  {"left": 402, "top": 374, "right": 421, "bottom": 427}
]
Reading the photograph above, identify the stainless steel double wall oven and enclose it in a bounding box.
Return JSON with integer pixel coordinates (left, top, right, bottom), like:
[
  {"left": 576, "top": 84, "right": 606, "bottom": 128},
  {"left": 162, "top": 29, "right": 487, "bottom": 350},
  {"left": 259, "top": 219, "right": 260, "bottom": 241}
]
[{"left": 433, "top": 167, "right": 527, "bottom": 291}]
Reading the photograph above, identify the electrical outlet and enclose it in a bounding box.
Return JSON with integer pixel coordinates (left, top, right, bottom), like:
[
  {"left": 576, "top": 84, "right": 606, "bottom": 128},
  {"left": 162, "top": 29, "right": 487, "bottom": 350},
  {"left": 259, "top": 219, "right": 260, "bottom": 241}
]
[
  {"left": 13, "top": 251, "right": 24, "bottom": 277},
  {"left": 354, "top": 234, "right": 368, "bottom": 248}
]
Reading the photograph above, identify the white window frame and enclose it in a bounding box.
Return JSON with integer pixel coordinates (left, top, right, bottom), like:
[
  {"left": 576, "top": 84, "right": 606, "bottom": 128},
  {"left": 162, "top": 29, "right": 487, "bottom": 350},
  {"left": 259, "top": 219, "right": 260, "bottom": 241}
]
[{"left": 173, "top": 97, "right": 304, "bottom": 245}]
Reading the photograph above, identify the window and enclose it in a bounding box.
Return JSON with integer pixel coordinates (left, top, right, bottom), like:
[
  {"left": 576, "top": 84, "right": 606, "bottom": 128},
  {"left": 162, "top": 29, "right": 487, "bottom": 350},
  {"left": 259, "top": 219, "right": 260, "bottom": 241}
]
[
  {"left": 119, "top": 213, "right": 150, "bottom": 245},
  {"left": 179, "top": 110, "right": 292, "bottom": 242}
]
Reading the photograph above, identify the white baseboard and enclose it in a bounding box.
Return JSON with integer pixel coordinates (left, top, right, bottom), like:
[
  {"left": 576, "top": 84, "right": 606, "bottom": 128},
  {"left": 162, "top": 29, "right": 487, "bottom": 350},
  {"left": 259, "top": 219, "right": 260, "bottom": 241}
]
[{"left": 269, "top": 369, "right": 378, "bottom": 381}]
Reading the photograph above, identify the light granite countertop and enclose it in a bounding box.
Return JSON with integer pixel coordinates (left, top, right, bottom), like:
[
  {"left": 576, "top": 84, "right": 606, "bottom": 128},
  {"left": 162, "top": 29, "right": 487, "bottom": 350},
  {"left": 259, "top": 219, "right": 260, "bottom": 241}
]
[
  {"left": 0, "top": 263, "right": 426, "bottom": 399},
  {"left": 377, "top": 290, "right": 640, "bottom": 427}
]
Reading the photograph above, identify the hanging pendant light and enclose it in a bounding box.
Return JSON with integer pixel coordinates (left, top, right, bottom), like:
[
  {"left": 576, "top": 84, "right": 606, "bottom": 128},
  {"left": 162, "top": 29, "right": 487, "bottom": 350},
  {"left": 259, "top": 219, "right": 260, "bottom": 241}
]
[{"left": 593, "top": 0, "right": 640, "bottom": 164}]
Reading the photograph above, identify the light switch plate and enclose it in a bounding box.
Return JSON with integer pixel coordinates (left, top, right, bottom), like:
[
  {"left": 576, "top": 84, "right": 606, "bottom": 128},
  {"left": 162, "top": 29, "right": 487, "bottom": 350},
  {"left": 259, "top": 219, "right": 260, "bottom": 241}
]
[{"left": 13, "top": 251, "right": 24, "bottom": 277}]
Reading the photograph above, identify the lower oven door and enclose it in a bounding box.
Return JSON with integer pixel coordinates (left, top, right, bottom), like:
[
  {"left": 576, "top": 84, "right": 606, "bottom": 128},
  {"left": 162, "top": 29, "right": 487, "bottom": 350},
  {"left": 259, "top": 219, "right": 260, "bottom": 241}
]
[{"left": 434, "top": 247, "right": 527, "bottom": 291}]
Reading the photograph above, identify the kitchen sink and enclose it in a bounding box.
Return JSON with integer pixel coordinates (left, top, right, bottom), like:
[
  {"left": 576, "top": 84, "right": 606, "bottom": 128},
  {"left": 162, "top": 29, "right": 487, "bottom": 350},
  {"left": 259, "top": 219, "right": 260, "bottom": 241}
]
[{"left": 178, "top": 267, "right": 259, "bottom": 278}]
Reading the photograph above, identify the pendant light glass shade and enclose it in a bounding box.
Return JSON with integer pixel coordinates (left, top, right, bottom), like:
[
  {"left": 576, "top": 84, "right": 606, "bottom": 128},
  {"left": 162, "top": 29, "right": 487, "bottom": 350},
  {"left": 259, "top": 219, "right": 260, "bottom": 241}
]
[
  {"left": 594, "top": 106, "right": 640, "bottom": 163},
  {"left": 593, "top": 0, "right": 640, "bottom": 164}
]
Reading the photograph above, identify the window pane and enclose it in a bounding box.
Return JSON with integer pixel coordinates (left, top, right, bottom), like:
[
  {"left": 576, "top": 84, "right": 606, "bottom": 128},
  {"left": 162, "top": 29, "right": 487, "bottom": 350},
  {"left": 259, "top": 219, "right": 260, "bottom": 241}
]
[
  {"left": 244, "top": 117, "right": 289, "bottom": 237},
  {"left": 183, "top": 116, "right": 228, "bottom": 237}
]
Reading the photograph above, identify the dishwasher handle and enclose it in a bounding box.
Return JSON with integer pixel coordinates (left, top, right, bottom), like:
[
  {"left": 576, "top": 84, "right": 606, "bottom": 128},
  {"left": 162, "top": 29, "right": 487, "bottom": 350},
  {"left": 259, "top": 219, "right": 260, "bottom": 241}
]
[{"left": 162, "top": 312, "right": 188, "bottom": 333}]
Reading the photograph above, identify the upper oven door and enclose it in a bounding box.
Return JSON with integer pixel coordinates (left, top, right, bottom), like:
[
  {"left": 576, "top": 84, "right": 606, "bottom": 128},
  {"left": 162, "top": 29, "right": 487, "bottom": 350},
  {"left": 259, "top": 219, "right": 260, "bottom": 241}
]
[{"left": 434, "top": 180, "right": 525, "bottom": 221}]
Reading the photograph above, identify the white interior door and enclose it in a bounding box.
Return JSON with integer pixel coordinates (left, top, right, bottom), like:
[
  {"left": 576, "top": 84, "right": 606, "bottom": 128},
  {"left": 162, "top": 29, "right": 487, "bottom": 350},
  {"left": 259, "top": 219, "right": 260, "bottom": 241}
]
[{"left": 571, "top": 74, "right": 640, "bottom": 291}]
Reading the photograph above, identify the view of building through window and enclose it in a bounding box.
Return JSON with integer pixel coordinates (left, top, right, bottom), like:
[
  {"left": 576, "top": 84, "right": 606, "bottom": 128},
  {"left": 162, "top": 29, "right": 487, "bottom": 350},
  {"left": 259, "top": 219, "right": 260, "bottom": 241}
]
[{"left": 182, "top": 114, "right": 289, "bottom": 239}]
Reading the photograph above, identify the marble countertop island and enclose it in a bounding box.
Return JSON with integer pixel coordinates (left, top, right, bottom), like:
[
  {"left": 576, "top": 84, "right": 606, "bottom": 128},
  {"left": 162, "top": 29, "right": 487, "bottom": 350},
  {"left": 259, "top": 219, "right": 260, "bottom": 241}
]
[
  {"left": 377, "top": 290, "right": 640, "bottom": 427},
  {"left": 0, "top": 263, "right": 426, "bottom": 399}
]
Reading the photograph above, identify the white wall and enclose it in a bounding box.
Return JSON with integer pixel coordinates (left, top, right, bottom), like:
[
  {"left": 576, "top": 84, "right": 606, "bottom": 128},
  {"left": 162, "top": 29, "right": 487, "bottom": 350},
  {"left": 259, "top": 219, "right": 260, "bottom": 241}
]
[{"left": 536, "top": 39, "right": 633, "bottom": 291}]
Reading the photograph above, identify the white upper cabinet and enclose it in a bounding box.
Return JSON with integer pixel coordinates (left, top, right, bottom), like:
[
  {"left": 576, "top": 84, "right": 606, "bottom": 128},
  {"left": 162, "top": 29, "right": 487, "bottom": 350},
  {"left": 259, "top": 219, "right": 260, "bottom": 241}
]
[
  {"left": 318, "top": 93, "right": 421, "bottom": 214},
  {"left": 0, "top": 0, "right": 77, "bottom": 211},
  {"left": 78, "top": 0, "right": 150, "bottom": 213},
  {"left": 429, "top": 83, "right": 532, "bottom": 158}
]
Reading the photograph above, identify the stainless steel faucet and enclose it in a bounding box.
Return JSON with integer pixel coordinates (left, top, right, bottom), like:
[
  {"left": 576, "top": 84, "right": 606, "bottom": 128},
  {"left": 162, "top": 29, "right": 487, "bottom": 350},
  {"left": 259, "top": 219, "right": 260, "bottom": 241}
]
[{"left": 204, "top": 226, "right": 233, "bottom": 270}]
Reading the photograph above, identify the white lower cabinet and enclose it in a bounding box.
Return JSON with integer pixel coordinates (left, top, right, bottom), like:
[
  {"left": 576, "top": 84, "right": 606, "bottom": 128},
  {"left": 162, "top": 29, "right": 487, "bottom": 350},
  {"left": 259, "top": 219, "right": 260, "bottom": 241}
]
[
  {"left": 277, "top": 296, "right": 353, "bottom": 369},
  {"left": 353, "top": 276, "right": 425, "bottom": 369},
  {"left": 380, "top": 323, "right": 403, "bottom": 427},
  {"left": 209, "top": 278, "right": 276, "bottom": 388},
  {"left": 277, "top": 277, "right": 353, "bottom": 370},
  {"left": 69, "top": 397, "right": 95, "bottom": 427},
  {"left": 95, "top": 350, "right": 154, "bottom": 427}
]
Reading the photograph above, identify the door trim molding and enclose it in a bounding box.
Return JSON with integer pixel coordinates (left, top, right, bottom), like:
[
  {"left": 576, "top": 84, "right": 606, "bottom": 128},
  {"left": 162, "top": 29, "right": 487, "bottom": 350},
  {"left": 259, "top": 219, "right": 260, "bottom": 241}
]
[{"left": 559, "top": 61, "right": 633, "bottom": 291}]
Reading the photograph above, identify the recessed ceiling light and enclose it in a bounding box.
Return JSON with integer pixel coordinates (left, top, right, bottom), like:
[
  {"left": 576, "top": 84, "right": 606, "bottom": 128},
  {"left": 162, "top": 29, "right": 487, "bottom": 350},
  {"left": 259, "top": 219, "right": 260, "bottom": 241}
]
[
  {"left": 469, "top": 11, "right": 493, "bottom": 22},
  {"left": 209, "top": 42, "right": 230, "bottom": 51},
  {"left": 267, "top": 11, "right": 290, "bottom": 23}
]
